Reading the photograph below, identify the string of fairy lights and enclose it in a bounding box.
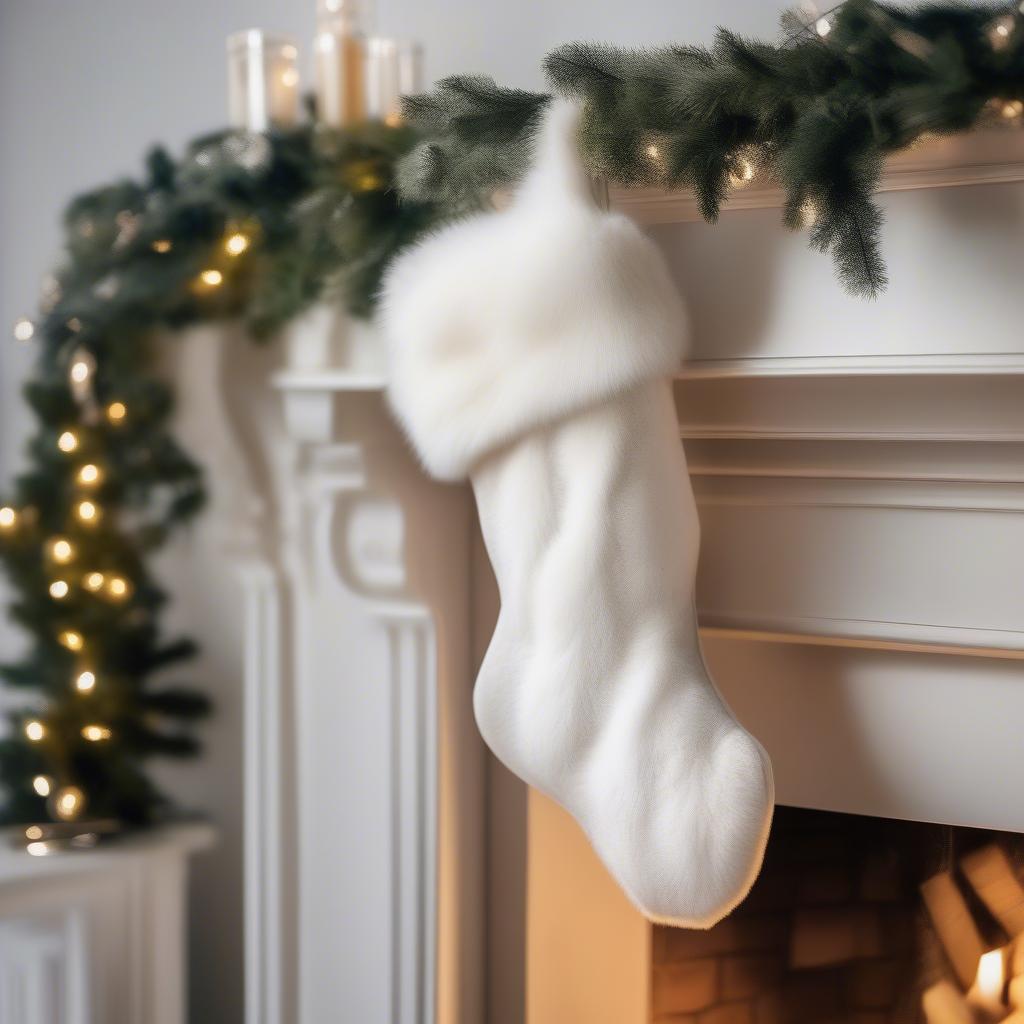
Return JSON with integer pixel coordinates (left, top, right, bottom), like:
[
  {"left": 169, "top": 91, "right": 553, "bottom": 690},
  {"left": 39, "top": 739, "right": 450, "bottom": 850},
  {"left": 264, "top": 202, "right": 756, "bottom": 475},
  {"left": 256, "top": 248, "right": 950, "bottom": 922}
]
[
  {"left": 636, "top": 2, "right": 1024, "bottom": 231},
  {"left": 0, "top": 218, "right": 264, "bottom": 831}
]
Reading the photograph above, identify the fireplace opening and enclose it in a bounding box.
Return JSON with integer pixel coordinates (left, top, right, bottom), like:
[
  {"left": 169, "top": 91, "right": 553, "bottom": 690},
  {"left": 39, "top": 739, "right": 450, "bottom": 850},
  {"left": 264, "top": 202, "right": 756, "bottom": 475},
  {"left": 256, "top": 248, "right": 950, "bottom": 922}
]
[{"left": 652, "top": 806, "right": 1024, "bottom": 1024}]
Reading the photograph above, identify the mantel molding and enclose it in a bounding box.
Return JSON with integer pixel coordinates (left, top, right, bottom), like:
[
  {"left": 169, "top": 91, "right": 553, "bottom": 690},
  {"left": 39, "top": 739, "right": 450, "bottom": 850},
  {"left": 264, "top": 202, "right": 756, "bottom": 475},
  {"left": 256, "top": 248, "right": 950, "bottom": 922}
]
[
  {"left": 613, "top": 127, "right": 1024, "bottom": 224},
  {"left": 676, "top": 351, "right": 1024, "bottom": 380}
]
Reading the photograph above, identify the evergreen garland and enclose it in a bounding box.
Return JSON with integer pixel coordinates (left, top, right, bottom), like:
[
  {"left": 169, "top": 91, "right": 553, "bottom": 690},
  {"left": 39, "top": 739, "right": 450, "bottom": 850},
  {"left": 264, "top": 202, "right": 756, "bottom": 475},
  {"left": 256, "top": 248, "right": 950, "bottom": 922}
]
[
  {"left": 398, "top": 0, "right": 1024, "bottom": 297},
  {"left": 0, "top": 118, "right": 439, "bottom": 827}
]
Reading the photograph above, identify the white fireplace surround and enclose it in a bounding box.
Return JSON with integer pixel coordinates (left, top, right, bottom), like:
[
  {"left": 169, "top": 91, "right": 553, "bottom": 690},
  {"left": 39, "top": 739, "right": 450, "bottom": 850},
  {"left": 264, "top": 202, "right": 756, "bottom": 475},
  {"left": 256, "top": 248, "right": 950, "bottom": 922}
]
[{"left": 177, "top": 127, "right": 1024, "bottom": 1024}]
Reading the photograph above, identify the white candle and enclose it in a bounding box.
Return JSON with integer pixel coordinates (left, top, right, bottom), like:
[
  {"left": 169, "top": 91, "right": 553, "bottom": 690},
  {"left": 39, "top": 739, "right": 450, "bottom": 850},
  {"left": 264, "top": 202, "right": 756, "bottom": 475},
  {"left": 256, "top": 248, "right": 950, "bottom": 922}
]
[
  {"left": 227, "top": 30, "right": 300, "bottom": 132},
  {"left": 364, "top": 38, "right": 423, "bottom": 125},
  {"left": 314, "top": 0, "right": 371, "bottom": 126}
]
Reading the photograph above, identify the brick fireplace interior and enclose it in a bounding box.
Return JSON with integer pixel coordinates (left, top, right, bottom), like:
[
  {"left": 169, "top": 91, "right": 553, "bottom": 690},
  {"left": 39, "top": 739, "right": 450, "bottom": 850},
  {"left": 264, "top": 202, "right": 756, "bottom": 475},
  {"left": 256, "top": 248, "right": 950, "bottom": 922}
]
[{"left": 652, "top": 806, "right": 1024, "bottom": 1024}]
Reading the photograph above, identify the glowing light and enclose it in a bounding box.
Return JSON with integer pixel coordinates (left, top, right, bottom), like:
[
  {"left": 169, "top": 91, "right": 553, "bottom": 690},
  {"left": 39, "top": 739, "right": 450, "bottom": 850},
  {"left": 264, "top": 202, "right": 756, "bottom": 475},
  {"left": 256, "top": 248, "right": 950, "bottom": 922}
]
[
  {"left": 0, "top": 506, "right": 17, "bottom": 529},
  {"left": 281, "top": 68, "right": 299, "bottom": 88},
  {"left": 1002, "top": 99, "right": 1024, "bottom": 120},
  {"left": 107, "top": 576, "right": 131, "bottom": 600},
  {"left": 50, "top": 538, "right": 74, "bottom": 563},
  {"left": 152, "top": 239, "right": 173, "bottom": 253},
  {"left": 989, "top": 14, "right": 1016, "bottom": 49},
  {"left": 75, "top": 670, "right": 96, "bottom": 693},
  {"left": 52, "top": 785, "right": 85, "bottom": 820},
  {"left": 815, "top": 17, "right": 832, "bottom": 36},
  {"left": 106, "top": 401, "right": 127, "bottom": 423},
  {"left": 24, "top": 720, "right": 45, "bottom": 742},
  {"left": 225, "top": 232, "right": 250, "bottom": 256},
  {"left": 199, "top": 268, "right": 223, "bottom": 287},
  {"left": 26, "top": 841, "right": 51, "bottom": 857},
  {"left": 78, "top": 463, "right": 101, "bottom": 485},
  {"left": 76, "top": 500, "right": 98, "bottom": 523},
  {"left": 58, "top": 430, "right": 79, "bottom": 453},
  {"left": 59, "top": 630, "right": 84, "bottom": 651},
  {"left": 84, "top": 571, "right": 105, "bottom": 591},
  {"left": 969, "top": 948, "right": 1007, "bottom": 1017},
  {"left": 49, "top": 580, "right": 70, "bottom": 599},
  {"left": 25, "top": 825, "right": 43, "bottom": 840},
  {"left": 81, "top": 724, "right": 111, "bottom": 742},
  {"left": 13, "top": 317, "right": 35, "bottom": 342},
  {"left": 798, "top": 199, "right": 820, "bottom": 229},
  {"left": 729, "top": 154, "right": 757, "bottom": 188},
  {"left": 69, "top": 359, "right": 91, "bottom": 384},
  {"left": 32, "top": 775, "right": 52, "bottom": 797}
]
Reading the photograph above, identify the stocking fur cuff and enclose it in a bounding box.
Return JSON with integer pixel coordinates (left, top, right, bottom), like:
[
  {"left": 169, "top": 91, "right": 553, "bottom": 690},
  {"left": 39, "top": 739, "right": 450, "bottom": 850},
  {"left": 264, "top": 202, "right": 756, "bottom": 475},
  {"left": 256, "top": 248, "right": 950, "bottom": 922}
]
[{"left": 381, "top": 100, "right": 688, "bottom": 482}]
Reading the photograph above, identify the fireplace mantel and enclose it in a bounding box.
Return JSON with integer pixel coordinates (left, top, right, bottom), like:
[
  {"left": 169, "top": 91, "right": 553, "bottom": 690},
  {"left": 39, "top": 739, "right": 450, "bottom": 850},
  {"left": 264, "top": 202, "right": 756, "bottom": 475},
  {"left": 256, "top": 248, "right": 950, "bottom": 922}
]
[{"left": 187, "top": 127, "right": 1024, "bottom": 1023}]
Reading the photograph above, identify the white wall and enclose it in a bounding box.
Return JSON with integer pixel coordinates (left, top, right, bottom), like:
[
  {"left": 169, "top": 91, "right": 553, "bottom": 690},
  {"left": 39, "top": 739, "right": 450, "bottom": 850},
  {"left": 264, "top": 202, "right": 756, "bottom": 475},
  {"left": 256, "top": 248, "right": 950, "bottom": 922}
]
[{"left": 0, "top": 2, "right": 1005, "bottom": 1022}]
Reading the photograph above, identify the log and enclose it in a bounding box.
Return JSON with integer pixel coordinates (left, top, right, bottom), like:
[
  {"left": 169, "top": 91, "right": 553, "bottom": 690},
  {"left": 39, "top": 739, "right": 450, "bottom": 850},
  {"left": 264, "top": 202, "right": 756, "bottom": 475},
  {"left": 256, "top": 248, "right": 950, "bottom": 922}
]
[
  {"left": 922, "top": 980, "right": 977, "bottom": 1024},
  {"left": 921, "top": 871, "right": 988, "bottom": 989},
  {"left": 962, "top": 845, "right": 1024, "bottom": 938}
]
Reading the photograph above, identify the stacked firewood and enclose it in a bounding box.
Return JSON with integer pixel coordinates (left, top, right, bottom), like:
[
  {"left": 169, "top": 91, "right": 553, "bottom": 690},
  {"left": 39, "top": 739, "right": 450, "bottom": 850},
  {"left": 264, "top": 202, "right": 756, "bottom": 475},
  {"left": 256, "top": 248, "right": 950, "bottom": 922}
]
[{"left": 922, "top": 845, "right": 1024, "bottom": 1023}]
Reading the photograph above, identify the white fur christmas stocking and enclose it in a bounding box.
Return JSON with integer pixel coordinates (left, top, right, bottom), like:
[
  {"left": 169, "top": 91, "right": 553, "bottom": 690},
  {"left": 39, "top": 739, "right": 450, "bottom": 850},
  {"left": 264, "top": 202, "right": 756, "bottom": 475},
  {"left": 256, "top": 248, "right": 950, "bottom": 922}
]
[{"left": 382, "top": 100, "right": 774, "bottom": 927}]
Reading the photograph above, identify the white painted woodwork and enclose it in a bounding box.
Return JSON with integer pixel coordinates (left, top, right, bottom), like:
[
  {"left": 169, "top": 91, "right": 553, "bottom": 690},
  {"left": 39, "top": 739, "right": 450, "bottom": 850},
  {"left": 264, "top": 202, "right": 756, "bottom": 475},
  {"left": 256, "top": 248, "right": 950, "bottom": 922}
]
[
  {"left": 0, "top": 824, "right": 212, "bottom": 1024},
  {"left": 212, "top": 310, "right": 485, "bottom": 1024}
]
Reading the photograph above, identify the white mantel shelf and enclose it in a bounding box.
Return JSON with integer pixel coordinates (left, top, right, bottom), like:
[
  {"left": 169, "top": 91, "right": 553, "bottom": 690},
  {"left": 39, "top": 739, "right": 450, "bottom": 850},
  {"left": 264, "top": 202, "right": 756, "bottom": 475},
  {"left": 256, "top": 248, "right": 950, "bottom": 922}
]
[
  {"left": 0, "top": 821, "right": 213, "bottom": 884},
  {"left": 0, "top": 821, "right": 214, "bottom": 1024},
  {"left": 612, "top": 126, "right": 1024, "bottom": 223}
]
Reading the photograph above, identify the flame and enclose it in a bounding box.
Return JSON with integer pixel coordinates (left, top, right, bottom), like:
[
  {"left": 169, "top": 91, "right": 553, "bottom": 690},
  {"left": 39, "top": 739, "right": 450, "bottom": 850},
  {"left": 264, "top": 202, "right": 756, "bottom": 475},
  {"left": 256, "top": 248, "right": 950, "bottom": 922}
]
[{"left": 977, "top": 949, "right": 1005, "bottom": 1004}]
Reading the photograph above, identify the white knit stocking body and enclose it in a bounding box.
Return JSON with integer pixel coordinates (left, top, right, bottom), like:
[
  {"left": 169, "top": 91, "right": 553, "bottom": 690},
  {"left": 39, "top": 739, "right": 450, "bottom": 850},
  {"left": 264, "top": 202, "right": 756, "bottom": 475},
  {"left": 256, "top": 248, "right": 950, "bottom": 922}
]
[{"left": 383, "top": 100, "right": 774, "bottom": 927}]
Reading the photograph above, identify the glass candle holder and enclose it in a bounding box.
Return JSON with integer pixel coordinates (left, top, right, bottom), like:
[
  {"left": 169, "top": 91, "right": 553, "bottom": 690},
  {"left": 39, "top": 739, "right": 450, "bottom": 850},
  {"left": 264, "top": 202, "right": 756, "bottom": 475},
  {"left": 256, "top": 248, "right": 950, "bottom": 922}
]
[
  {"left": 314, "top": 0, "right": 373, "bottom": 126},
  {"left": 364, "top": 38, "right": 423, "bottom": 125},
  {"left": 227, "top": 30, "right": 300, "bottom": 132}
]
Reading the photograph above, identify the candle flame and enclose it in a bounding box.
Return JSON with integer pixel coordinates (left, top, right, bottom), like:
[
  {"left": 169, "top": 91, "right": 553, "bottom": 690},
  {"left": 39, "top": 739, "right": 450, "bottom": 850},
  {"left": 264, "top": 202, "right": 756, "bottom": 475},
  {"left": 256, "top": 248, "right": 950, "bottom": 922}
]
[{"left": 977, "top": 949, "right": 1005, "bottom": 1003}]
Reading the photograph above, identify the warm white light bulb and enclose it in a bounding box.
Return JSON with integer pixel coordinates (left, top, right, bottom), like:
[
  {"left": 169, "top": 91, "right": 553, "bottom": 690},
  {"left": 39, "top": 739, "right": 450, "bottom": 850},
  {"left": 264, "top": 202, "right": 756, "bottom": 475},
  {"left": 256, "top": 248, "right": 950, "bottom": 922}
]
[
  {"left": 58, "top": 431, "right": 79, "bottom": 453},
  {"left": 84, "top": 571, "right": 105, "bottom": 592},
  {"left": 32, "top": 775, "right": 52, "bottom": 797},
  {"left": 199, "top": 268, "right": 223, "bottom": 287},
  {"left": 13, "top": 317, "right": 35, "bottom": 342},
  {"left": 50, "top": 538, "right": 74, "bottom": 563},
  {"left": 799, "top": 199, "right": 819, "bottom": 229},
  {"left": 60, "top": 630, "right": 84, "bottom": 651},
  {"left": 225, "top": 232, "right": 250, "bottom": 256},
  {"left": 76, "top": 500, "right": 98, "bottom": 523},
  {"left": 49, "top": 580, "right": 70, "bottom": 599},
  {"left": 78, "top": 463, "right": 101, "bottom": 485},
  {"left": 81, "top": 724, "right": 111, "bottom": 742},
  {"left": 69, "top": 360, "right": 91, "bottom": 384},
  {"left": 0, "top": 506, "right": 16, "bottom": 528},
  {"left": 26, "top": 841, "right": 51, "bottom": 857},
  {"left": 52, "top": 785, "right": 85, "bottom": 821},
  {"left": 106, "top": 402, "right": 126, "bottom": 424},
  {"left": 107, "top": 576, "right": 130, "bottom": 600},
  {"left": 729, "top": 155, "right": 756, "bottom": 187},
  {"left": 75, "top": 670, "right": 96, "bottom": 693},
  {"left": 152, "top": 238, "right": 173, "bottom": 254},
  {"left": 24, "top": 720, "right": 45, "bottom": 742}
]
